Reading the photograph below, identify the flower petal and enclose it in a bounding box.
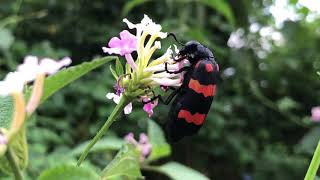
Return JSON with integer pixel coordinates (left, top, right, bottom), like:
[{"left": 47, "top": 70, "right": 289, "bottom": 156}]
[
  {"left": 125, "top": 54, "right": 138, "bottom": 70},
  {"left": 39, "top": 57, "right": 71, "bottom": 75},
  {"left": 113, "top": 94, "right": 121, "bottom": 104},
  {"left": 139, "top": 133, "right": 149, "bottom": 144},
  {"left": 151, "top": 72, "right": 180, "bottom": 78},
  {"left": 124, "top": 102, "right": 133, "bottom": 114},
  {"left": 0, "top": 72, "right": 26, "bottom": 95},
  {"left": 124, "top": 132, "right": 139, "bottom": 145},
  {"left": 141, "top": 144, "right": 152, "bottom": 156},
  {"left": 143, "top": 99, "right": 158, "bottom": 117},
  {"left": 108, "top": 37, "right": 122, "bottom": 48},
  {"left": 102, "top": 47, "right": 121, "bottom": 55},
  {"left": 17, "top": 56, "right": 40, "bottom": 82},
  {"left": 106, "top": 93, "right": 116, "bottom": 99},
  {"left": 104, "top": 31, "right": 137, "bottom": 56},
  {"left": 152, "top": 78, "right": 182, "bottom": 86},
  {"left": 144, "top": 63, "right": 179, "bottom": 72}
]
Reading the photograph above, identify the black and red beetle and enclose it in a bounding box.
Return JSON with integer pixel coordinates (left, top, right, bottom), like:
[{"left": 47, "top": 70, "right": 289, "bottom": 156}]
[{"left": 145, "top": 37, "right": 219, "bottom": 142}]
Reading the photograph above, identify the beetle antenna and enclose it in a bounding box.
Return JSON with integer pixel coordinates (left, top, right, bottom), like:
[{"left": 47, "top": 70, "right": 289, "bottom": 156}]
[{"left": 168, "top": 32, "right": 184, "bottom": 46}]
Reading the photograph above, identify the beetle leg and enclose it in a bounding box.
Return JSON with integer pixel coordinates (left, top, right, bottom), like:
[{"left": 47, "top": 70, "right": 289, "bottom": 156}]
[
  {"left": 165, "top": 62, "right": 191, "bottom": 74},
  {"left": 142, "top": 87, "right": 182, "bottom": 105}
]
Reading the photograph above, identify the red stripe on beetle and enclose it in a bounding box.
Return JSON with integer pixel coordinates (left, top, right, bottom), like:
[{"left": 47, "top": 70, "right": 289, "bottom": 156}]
[
  {"left": 205, "top": 64, "right": 214, "bottom": 72},
  {"left": 178, "top": 109, "right": 206, "bottom": 125},
  {"left": 188, "top": 78, "right": 216, "bottom": 97}
]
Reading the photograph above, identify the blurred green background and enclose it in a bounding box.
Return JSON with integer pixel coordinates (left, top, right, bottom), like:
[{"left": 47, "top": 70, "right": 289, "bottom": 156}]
[{"left": 0, "top": 0, "right": 320, "bottom": 179}]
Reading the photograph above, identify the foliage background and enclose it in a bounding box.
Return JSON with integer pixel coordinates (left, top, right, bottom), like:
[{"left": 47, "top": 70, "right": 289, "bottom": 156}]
[{"left": 0, "top": 0, "right": 320, "bottom": 179}]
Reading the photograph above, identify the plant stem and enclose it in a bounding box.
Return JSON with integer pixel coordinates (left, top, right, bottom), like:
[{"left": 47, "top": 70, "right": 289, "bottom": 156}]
[
  {"left": 305, "top": 140, "right": 320, "bottom": 180},
  {"left": 77, "top": 96, "right": 129, "bottom": 166},
  {"left": 5, "top": 147, "right": 23, "bottom": 180}
]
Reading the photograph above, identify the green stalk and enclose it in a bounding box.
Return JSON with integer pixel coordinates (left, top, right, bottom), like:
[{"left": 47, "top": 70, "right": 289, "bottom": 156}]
[
  {"left": 5, "top": 147, "right": 23, "bottom": 180},
  {"left": 77, "top": 96, "right": 129, "bottom": 166},
  {"left": 305, "top": 140, "right": 320, "bottom": 180}
]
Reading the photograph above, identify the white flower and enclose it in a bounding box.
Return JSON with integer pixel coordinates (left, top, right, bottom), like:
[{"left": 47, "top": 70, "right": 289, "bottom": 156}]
[
  {"left": 0, "top": 72, "right": 25, "bottom": 96},
  {"left": 123, "top": 14, "right": 167, "bottom": 39},
  {"left": 17, "top": 56, "right": 72, "bottom": 82},
  {"left": 106, "top": 93, "right": 133, "bottom": 114}
]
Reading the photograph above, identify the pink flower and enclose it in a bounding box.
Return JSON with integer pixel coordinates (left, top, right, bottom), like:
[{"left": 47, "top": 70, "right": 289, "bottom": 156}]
[
  {"left": 311, "top": 106, "right": 320, "bottom": 122},
  {"left": 124, "top": 132, "right": 152, "bottom": 161},
  {"left": 143, "top": 98, "right": 158, "bottom": 117},
  {"left": 124, "top": 132, "right": 138, "bottom": 145},
  {"left": 139, "top": 133, "right": 152, "bottom": 157},
  {"left": 102, "top": 30, "right": 138, "bottom": 70}
]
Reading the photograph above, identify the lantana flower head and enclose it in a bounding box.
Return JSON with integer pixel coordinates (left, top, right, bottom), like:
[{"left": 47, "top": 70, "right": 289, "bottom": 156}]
[
  {"left": 103, "top": 15, "right": 187, "bottom": 117},
  {"left": 0, "top": 56, "right": 71, "bottom": 150}
]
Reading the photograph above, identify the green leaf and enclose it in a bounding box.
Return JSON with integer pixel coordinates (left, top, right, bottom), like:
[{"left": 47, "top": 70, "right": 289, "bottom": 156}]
[
  {"left": 0, "top": 28, "right": 14, "bottom": 50},
  {"left": 115, "top": 58, "right": 124, "bottom": 76},
  {"left": 110, "top": 65, "right": 118, "bottom": 80},
  {"left": 70, "top": 137, "right": 124, "bottom": 156},
  {"left": 122, "top": 0, "right": 151, "bottom": 16},
  {"left": 101, "top": 143, "right": 143, "bottom": 180},
  {"left": 159, "top": 162, "right": 209, "bottom": 180},
  {"left": 38, "top": 165, "right": 99, "bottom": 180},
  {"left": 0, "top": 126, "right": 28, "bottom": 174},
  {"left": 147, "top": 120, "right": 171, "bottom": 161},
  {"left": 0, "top": 96, "right": 14, "bottom": 129},
  {"left": 29, "top": 56, "right": 117, "bottom": 103},
  {"left": 197, "top": 0, "right": 235, "bottom": 26}
]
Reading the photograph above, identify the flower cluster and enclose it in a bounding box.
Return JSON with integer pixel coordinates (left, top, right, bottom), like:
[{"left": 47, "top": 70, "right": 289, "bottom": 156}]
[
  {"left": 0, "top": 56, "right": 71, "bottom": 151},
  {"left": 125, "top": 132, "right": 152, "bottom": 161},
  {"left": 103, "top": 15, "right": 186, "bottom": 117},
  {"left": 0, "top": 56, "right": 71, "bottom": 97}
]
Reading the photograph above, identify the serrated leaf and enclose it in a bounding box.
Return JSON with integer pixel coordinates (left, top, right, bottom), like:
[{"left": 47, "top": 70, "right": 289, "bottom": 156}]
[
  {"left": 159, "top": 162, "right": 209, "bottom": 180},
  {"left": 38, "top": 165, "right": 99, "bottom": 180},
  {"left": 110, "top": 65, "right": 118, "bottom": 80},
  {"left": 122, "top": 0, "right": 151, "bottom": 16},
  {"left": 70, "top": 137, "right": 124, "bottom": 156},
  {"left": 115, "top": 59, "right": 124, "bottom": 76},
  {"left": 27, "top": 56, "right": 117, "bottom": 103},
  {"left": 0, "top": 96, "right": 14, "bottom": 129},
  {"left": 198, "top": 0, "right": 235, "bottom": 26},
  {"left": 0, "top": 126, "right": 28, "bottom": 174},
  {"left": 147, "top": 120, "right": 171, "bottom": 161},
  {"left": 101, "top": 143, "right": 142, "bottom": 180}
]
